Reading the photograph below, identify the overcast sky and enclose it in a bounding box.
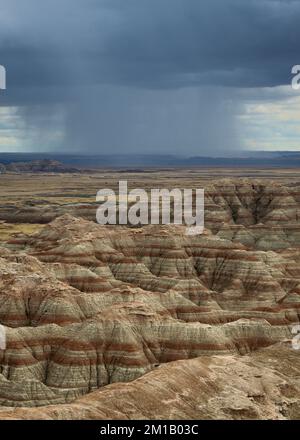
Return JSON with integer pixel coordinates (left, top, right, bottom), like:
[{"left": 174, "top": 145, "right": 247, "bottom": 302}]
[{"left": 0, "top": 0, "right": 300, "bottom": 155}]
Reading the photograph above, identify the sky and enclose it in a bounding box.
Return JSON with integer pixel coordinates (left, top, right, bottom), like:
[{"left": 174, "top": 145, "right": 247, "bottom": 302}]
[{"left": 0, "top": 0, "right": 300, "bottom": 156}]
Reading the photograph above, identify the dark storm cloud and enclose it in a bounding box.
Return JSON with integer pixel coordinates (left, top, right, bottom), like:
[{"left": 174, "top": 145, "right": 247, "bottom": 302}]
[
  {"left": 0, "top": 0, "right": 299, "bottom": 153},
  {"left": 2, "top": 0, "right": 299, "bottom": 93}
]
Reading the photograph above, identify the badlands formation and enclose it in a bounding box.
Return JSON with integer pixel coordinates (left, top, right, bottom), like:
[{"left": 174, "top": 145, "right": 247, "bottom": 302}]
[{"left": 0, "top": 174, "right": 300, "bottom": 419}]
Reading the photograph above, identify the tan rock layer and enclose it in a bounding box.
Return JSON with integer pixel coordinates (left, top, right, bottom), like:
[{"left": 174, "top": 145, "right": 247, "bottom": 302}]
[{"left": 0, "top": 343, "right": 299, "bottom": 420}]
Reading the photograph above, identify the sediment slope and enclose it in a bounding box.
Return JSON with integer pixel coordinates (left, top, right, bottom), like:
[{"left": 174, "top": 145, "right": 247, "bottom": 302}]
[{"left": 0, "top": 343, "right": 299, "bottom": 420}]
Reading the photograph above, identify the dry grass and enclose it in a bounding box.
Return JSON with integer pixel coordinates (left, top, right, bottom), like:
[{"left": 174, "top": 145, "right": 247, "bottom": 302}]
[
  {"left": 0, "top": 168, "right": 300, "bottom": 241},
  {"left": 0, "top": 223, "right": 43, "bottom": 241}
]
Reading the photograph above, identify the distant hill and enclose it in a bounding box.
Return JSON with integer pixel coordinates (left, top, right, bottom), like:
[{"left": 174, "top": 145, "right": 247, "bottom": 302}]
[
  {"left": 0, "top": 159, "right": 80, "bottom": 173},
  {"left": 0, "top": 151, "right": 299, "bottom": 168}
]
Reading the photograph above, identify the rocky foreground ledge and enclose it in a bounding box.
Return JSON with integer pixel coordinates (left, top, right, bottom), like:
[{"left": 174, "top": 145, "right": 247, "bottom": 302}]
[{"left": 0, "top": 343, "right": 299, "bottom": 420}]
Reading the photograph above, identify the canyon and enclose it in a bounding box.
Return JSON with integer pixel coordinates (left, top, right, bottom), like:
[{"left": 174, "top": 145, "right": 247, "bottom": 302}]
[{"left": 0, "top": 169, "right": 299, "bottom": 419}]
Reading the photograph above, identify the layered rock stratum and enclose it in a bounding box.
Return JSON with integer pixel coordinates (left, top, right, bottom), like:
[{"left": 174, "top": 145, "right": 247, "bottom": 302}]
[
  {"left": 1, "top": 343, "right": 299, "bottom": 420},
  {"left": 0, "top": 178, "right": 300, "bottom": 419}
]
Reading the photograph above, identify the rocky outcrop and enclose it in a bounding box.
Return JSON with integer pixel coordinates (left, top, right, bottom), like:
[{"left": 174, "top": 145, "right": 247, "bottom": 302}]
[
  {"left": 8, "top": 214, "right": 300, "bottom": 326},
  {"left": 0, "top": 343, "right": 299, "bottom": 420},
  {"left": 0, "top": 213, "right": 299, "bottom": 411},
  {"left": 1, "top": 179, "right": 300, "bottom": 252}
]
